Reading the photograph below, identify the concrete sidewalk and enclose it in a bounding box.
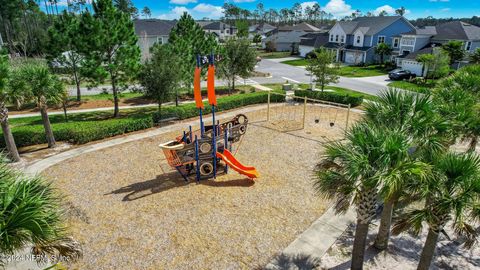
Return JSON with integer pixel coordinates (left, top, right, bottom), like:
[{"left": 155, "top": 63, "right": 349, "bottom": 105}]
[
  {"left": 13, "top": 84, "right": 273, "bottom": 119},
  {"left": 266, "top": 207, "right": 355, "bottom": 269}
]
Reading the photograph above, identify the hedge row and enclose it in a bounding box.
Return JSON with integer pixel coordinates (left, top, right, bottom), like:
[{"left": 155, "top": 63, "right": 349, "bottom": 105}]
[
  {"left": 0, "top": 117, "right": 153, "bottom": 148},
  {"left": 0, "top": 91, "right": 285, "bottom": 148},
  {"left": 153, "top": 91, "right": 285, "bottom": 123},
  {"left": 294, "top": 90, "right": 363, "bottom": 107}
]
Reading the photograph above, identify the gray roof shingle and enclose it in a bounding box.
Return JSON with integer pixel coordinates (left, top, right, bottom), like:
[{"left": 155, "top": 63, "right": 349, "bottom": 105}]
[
  {"left": 404, "top": 21, "right": 480, "bottom": 40},
  {"left": 433, "top": 21, "right": 480, "bottom": 40},
  {"left": 338, "top": 16, "right": 406, "bottom": 36},
  {"left": 299, "top": 32, "right": 329, "bottom": 47},
  {"left": 134, "top": 19, "right": 176, "bottom": 36}
]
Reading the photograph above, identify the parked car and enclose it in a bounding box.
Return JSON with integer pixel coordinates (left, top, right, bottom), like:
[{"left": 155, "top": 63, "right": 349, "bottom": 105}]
[{"left": 388, "top": 69, "right": 416, "bottom": 81}]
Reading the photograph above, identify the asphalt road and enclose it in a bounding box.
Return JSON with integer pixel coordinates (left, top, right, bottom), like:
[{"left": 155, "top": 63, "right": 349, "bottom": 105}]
[{"left": 67, "top": 58, "right": 392, "bottom": 97}]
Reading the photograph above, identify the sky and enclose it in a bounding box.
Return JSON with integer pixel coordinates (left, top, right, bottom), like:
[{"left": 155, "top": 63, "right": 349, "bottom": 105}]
[{"left": 49, "top": 0, "right": 480, "bottom": 20}]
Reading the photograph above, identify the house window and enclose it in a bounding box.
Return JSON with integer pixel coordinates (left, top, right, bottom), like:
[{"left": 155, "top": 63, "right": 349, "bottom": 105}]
[
  {"left": 465, "top": 41, "right": 472, "bottom": 51},
  {"left": 356, "top": 36, "right": 361, "bottom": 44},
  {"left": 226, "top": 29, "right": 230, "bottom": 34},
  {"left": 401, "top": 37, "right": 414, "bottom": 46},
  {"left": 377, "top": 36, "right": 385, "bottom": 44},
  {"left": 330, "top": 35, "right": 333, "bottom": 42},
  {"left": 157, "top": 37, "right": 163, "bottom": 44},
  {"left": 341, "top": 35, "right": 344, "bottom": 43},
  {"left": 335, "top": 35, "right": 339, "bottom": 42},
  {"left": 393, "top": 38, "right": 399, "bottom": 48},
  {"left": 401, "top": 50, "right": 410, "bottom": 55}
]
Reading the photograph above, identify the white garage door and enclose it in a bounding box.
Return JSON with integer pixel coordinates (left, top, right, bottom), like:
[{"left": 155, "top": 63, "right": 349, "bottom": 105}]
[
  {"left": 345, "top": 52, "right": 362, "bottom": 64},
  {"left": 299, "top": 45, "right": 313, "bottom": 58},
  {"left": 401, "top": 60, "right": 424, "bottom": 76}
]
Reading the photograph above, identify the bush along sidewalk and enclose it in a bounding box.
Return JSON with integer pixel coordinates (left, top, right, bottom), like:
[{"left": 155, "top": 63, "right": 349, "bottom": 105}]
[
  {"left": 152, "top": 90, "right": 285, "bottom": 123},
  {"left": 0, "top": 91, "right": 285, "bottom": 148},
  {"left": 294, "top": 89, "right": 363, "bottom": 107}
]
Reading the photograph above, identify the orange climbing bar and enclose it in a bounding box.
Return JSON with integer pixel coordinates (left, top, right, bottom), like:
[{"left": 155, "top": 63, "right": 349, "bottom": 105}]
[
  {"left": 193, "top": 66, "right": 204, "bottom": 109},
  {"left": 207, "top": 64, "right": 217, "bottom": 106}
]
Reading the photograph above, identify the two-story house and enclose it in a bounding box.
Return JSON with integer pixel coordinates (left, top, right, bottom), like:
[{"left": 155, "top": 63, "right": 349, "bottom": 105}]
[
  {"left": 397, "top": 21, "right": 480, "bottom": 75},
  {"left": 134, "top": 19, "right": 177, "bottom": 61},
  {"left": 249, "top": 23, "right": 277, "bottom": 39},
  {"left": 262, "top": 22, "right": 322, "bottom": 52},
  {"left": 198, "top": 21, "right": 237, "bottom": 42},
  {"left": 321, "top": 16, "right": 416, "bottom": 64}
]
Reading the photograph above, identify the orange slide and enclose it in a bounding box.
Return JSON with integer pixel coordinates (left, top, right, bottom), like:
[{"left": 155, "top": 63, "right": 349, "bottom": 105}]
[{"left": 216, "top": 149, "right": 259, "bottom": 179}]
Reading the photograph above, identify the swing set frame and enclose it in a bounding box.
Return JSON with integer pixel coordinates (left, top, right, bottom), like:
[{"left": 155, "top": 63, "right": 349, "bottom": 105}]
[{"left": 266, "top": 91, "right": 352, "bottom": 131}]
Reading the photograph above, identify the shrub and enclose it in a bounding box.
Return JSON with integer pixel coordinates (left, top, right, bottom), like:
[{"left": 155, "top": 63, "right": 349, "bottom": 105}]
[
  {"left": 305, "top": 51, "right": 317, "bottom": 59},
  {"left": 152, "top": 91, "right": 285, "bottom": 124},
  {"left": 1, "top": 92, "right": 284, "bottom": 148},
  {"left": 294, "top": 90, "right": 363, "bottom": 107},
  {"left": 0, "top": 117, "right": 153, "bottom": 148}
]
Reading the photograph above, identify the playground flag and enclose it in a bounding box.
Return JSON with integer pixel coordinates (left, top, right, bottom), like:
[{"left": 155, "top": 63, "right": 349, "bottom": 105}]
[
  {"left": 207, "top": 63, "right": 217, "bottom": 106},
  {"left": 193, "top": 66, "right": 204, "bottom": 109}
]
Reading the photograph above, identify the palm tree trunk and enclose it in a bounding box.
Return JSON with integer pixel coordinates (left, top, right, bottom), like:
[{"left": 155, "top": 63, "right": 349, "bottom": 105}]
[
  {"left": 374, "top": 199, "right": 395, "bottom": 250},
  {"left": 0, "top": 103, "right": 20, "bottom": 162},
  {"left": 351, "top": 221, "right": 369, "bottom": 270},
  {"left": 351, "top": 186, "right": 377, "bottom": 270},
  {"left": 40, "top": 106, "right": 56, "bottom": 148},
  {"left": 417, "top": 228, "right": 439, "bottom": 270},
  {"left": 468, "top": 137, "right": 478, "bottom": 152}
]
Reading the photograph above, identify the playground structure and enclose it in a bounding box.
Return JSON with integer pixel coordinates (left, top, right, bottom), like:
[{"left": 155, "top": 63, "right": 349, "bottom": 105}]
[
  {"left": 264, "top": 91, "right": 352, "bottom": 133},
  {"left": 159, "top": 54, "right": 259, "bottom": 182}
]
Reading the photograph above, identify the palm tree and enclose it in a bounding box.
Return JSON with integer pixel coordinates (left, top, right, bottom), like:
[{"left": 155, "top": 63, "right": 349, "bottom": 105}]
[
  {"left": 0, "top": 157, "right": 82, "bottom": 266},
  {"left": 433, "top": 66, "right": 480, "bottom": 151},
  {"left": 375, "top": 43, "right": 393, "bottom": 65},
  {"left": 141, "top": 6, "right": 151, "bottom": 18},
  {"left": 364, "top": 89, "right": 448, "bottom": 250},
  {"left": 19, "top": 64, "right": 65, "bottom": 148},
  {"left": 470, "top": 48, "right": 480, "bottom": 64},
  {"left": 315, "top": 122, "right": 408, "bottom": 270},
  {"left": 0, "top": 56, "right": 21, "bottom": 162},
  {"left": 393, "top": 152, "right": 480, "bottom": 270}
]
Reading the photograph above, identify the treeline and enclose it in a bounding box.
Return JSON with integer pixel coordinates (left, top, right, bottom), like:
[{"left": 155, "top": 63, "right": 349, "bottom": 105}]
[
  {"left": 0, "top": 0, "right": 137, "bottom": 57},
  {"left": 221, "top": 2, "right": 335, "bottom": 26},
  {"left": 410, "top": 16, "right": 480, "bottom": 27}
]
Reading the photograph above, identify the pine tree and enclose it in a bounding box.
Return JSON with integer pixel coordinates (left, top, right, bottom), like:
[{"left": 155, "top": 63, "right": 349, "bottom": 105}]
[
  {"left": 168, "top": 12, "right": 218, "bottom": 104},
  {"left": 79, "top": 0, "right": 140, "bottom": 117},
  {"left": 46, "top": 10, "right": 85, "bottom": 101}
]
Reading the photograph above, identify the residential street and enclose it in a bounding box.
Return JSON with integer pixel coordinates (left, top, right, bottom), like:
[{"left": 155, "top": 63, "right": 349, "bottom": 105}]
[{"left": 67, "top": 58, "right": 392, "bottom": 97}]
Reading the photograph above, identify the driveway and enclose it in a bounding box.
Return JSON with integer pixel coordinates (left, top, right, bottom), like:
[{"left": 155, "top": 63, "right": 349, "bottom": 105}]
[
  {"left": 254, "top": 58, "right": 390, "bottom": 96},
  {"left": 351, "top": 75, "right": 391, "bottom": 87}
]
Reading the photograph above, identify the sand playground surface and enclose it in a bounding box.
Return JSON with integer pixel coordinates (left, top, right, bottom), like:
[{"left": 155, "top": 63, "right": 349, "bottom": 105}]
[{"left": 42, "top": 104, "right": 362, "bottom": 269}]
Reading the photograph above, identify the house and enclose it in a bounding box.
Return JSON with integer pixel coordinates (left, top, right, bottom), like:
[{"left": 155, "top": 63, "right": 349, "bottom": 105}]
[
  {"left": 249, "top": 23, "right": 276, "bottom": 39},
  {"left": 134, "top": 19, "right": 176, "bottom": 61},
  {"left": 198, "top": 21, "right": 237, "bottom": 41},
  {"left": 321, "top": 16, "right": 416, "bottom": 64},
  {"left": 262, "top": 22, "right": 322, "bottom": 52},
  {"left": 298, "top": 32, "right": 330, "bottom": 57},
  {"left": 397, "top": 21, "right": 480, "bottom": 75}
]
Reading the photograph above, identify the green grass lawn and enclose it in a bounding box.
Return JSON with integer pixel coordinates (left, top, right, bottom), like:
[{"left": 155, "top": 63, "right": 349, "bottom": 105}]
[
  {"left": 337, "top": 65, "right": 388, "bottom": 77},
  {"left": 70, "top": 92, "right": 145, "bottom": 101},
  {"left": 258, "top": 51, "right": 291, "bottom": 59},
  {"left": 261, "top": 83, "right": 376, "bottom": 102},
  {"left": 280, "top": 59, "right": 309, "bottom": 66},
  {"left": 387, "top": 80, "right": 436, "bottom": 93}
]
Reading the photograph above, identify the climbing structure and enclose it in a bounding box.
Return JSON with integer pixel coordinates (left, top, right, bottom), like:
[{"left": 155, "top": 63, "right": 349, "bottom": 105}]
[{"left": 159, "top": 54, "right": 259, "bottom": 182}]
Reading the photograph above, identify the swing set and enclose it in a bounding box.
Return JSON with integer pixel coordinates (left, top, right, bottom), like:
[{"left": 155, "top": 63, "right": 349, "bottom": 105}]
[
  {"left": 159, "top": 54, "right": 259, "bottom": 182},
  {"left": 265, "top": 91, "right": 351, "bottom": 131}
]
